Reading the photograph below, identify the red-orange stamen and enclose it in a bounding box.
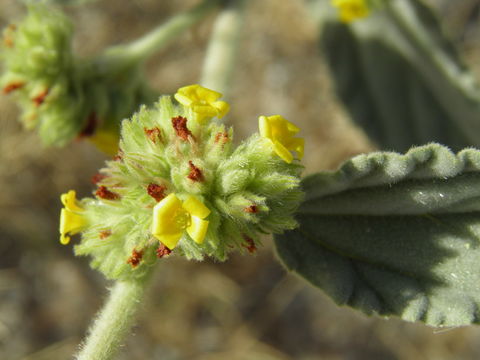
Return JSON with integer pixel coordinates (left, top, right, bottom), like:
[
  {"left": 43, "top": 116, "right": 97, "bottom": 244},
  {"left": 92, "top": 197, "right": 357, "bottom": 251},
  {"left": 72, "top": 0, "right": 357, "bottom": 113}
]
[
  {"left": 99, "top": 230, "right": 112, "bottom": 239},
  {"left": 147, "top": 183, "right": 167, "bottom": 202},
  {"left": 127, "top": 249, "right": 143, "bottom": 268},
  {"left": 244, "top": 205, "right": 259, "bottom": 213},
  {"left": 144, "top": 127, "right": 162, "bottom": 144},
  {"left": 172, "top": 116, "right": 192, "bottom": 141},
  {"left": 156, "top": 243, "right": 172, "bottom": 258},
  {"left": 187, "top": 161, "right": 203, "bottom": 182},
  {"left": 95, "top": 186, "right": 120, "bottom": 200},
  {"left": 242, "top": 236, "right": 257, "bottom": 254},
  {"left": 32, "top": 88, "right": 49, "bottom": 107},
  {"left": 3, "top": 82, "right": 24, "bottom": 94}
]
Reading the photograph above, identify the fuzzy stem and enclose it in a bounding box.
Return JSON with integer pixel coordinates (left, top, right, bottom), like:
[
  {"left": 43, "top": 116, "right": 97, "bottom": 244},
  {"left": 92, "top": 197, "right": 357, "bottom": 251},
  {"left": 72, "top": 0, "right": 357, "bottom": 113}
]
[
  {"left": 200, "top": 0, "right": 247, "bottom": 96},
  {"left": 75, "top": 277, "right": 151, "bottom": 360},
  {"left": 99, "top": 0, "right": 220, "bottom": 71}
]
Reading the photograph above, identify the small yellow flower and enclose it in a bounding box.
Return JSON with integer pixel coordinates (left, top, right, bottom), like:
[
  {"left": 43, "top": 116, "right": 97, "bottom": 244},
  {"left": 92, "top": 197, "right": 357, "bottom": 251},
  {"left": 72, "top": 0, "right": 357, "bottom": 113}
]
[
  {"left": 151, "top": 193, "right": 210, "bottom": 250},
  {"left": 331, "top": 0, "right": 370, "bottom": 23},
  {"left": 174, "top": 84, "right": 230, "bottom": 124},
  {"left": 59, "top": 190, "right": 86, "bottom": 245},
  {"left": 88, "top": 129, "right": 120, "bottom": 156},
  {"left": 259, "top": 115, "right": 304, "bottom": 164}
]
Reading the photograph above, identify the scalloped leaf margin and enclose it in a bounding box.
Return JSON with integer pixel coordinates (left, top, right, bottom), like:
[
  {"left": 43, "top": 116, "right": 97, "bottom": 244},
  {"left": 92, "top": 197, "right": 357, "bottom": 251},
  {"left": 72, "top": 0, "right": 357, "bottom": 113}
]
[{"left": 275, "top": 143, "right": 480, "bottom": 327}]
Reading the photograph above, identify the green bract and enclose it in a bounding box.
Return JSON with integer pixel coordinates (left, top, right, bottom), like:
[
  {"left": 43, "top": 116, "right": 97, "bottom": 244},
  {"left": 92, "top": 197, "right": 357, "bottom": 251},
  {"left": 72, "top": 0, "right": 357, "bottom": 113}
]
[
  {"left": 73, "top": 96, "right": 304, "bottom": 280},
  {"left": 1, "top": 3, "right": 155, "bottom": 151}
]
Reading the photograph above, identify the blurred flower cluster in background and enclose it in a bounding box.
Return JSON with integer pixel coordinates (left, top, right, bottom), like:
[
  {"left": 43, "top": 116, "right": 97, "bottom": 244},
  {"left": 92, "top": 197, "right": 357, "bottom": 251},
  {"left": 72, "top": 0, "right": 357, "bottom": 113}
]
[{"left": 1, "top": 0, "right": 480, "bottom": 359}]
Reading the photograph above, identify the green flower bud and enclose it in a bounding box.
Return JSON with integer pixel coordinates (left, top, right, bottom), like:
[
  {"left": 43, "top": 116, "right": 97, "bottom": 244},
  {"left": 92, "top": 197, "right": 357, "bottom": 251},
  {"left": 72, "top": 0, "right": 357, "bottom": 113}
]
[
  {"left": 1, "top": 3, "right": 155, "bottom": 152},
  {"left": 61, "top": 85, "right": 304, "bottom": 280}
]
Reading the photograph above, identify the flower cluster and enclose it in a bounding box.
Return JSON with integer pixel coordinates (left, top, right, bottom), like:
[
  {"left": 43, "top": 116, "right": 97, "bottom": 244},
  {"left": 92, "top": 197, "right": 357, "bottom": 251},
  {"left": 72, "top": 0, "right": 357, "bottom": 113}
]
[
  {"left": 331, "top": 0, "right": 371, "bottom": 23},
  {"left": 1, "top": 3, "right": 155, "bottom": 152},
  {"left": 59, "top": 85, "right": 304, "bottom": 280}
]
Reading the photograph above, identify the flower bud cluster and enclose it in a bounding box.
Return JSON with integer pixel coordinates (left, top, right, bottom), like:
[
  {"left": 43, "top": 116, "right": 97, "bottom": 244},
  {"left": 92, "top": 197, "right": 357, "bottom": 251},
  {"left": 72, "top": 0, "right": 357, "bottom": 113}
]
[
  {"left": 60, "top": 85, "right": 304, "bottom": 280},
  {"left": 1, "top": 3, "right": 154, "bottom": 152}
]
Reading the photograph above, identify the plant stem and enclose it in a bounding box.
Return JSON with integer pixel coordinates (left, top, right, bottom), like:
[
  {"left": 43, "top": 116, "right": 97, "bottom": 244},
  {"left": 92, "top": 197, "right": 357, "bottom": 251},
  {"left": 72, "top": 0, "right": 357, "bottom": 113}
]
[
  {"left": 99, "top": 0, "right": 220, "bottom": 71},
  {"left": 200, "top": 0, "right": 248, "bottom": 96},
  {"left": 75, "top": 276, "right": 151, "bottom": 360},
  {"left": 386, "top": 1, "right": 480, "bottom": 146}
]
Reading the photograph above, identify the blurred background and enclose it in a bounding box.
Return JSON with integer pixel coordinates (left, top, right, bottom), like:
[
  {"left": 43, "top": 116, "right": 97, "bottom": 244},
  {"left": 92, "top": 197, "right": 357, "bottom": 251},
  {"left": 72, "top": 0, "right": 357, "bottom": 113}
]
[{"left": 1, "top": 0, "right": 480, "bottom": 359}]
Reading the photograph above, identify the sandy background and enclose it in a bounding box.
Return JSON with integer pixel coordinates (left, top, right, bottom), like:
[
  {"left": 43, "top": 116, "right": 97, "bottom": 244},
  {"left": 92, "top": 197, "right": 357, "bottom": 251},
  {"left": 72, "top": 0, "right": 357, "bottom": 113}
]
[{"left": 1, "top": 0, "right": 480, "bottom": 359}]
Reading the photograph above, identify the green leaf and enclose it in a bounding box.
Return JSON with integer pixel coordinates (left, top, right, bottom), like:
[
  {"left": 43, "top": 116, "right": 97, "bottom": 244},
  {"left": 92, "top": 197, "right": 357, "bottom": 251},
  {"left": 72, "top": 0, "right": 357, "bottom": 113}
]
[
  {"left": 320, "top": 0, "right": 480, "bottom": 152},
  {"left": 275, "top": 143, "right": 480, "bottom": 326}
]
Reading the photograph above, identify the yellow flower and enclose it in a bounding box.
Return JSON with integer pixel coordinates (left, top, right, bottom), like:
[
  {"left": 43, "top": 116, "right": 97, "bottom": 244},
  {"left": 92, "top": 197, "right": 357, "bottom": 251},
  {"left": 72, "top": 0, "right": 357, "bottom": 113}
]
[
  {"left": 174, "top": 84, "right": 230, "bottom": 124},
  {"left": 151, "top": 193, "right": 210, "bottom": 250},
  {"left": 331, "top": 0, "right": 370, "bottom": 23},
  {"left": 59, "top": 190, "right": 86, "bottom": 245},
  {"left": 87, "top": 129, "right": 119, "bottom": 156},
  {"left": 259, "top": 115, "right": 304, "bottom": 164}
]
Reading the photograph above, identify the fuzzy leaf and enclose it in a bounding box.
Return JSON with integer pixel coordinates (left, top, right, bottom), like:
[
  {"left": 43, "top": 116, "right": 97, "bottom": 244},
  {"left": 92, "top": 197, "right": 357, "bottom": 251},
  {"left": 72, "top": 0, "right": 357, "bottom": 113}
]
[
  {"left": 320, "top": 0, "right": 480, "bottom": 151},
  {"left": 275, "top": 144, "right": 480, "bottom": 326}
]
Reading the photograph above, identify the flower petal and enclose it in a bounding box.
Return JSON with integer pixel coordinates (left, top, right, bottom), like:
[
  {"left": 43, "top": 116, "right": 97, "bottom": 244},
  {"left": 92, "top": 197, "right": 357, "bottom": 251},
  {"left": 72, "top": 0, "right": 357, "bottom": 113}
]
[
  {"left": 196, "top": 86, "right": 222, "bottom": 102},
  {"left": 152, "top": 193, "right": 184, "bottom": 236},
  {"left": 259, "top": 116, "right": 271, "bottom": 138},
  {"left": 259, "top": 115, "right": 303, "bottom": 163},
  {"left": 174, "top": 93, "right": 193, "bottom": 107},
  {"left": 156, "top": 232, "right": 183, "bottom": 250},
  {"left": 286, "top": 137, "right": 305, "bottom": 159},
  {"left": 88, "top": 129, "right": 119, "bottom": 156},
  {"left": 175, "top": 84, "right": 230, "bottom": 123},
  {"left": 59, "top": 208, "right": 86, "bottom": 244},
  {"left": 286, "top": 120, "right": 300, "bottom": 135},
  {"left": 192, "top": 104, "right": 218, "bottom": 117},
  {"left": 187, "top": 216, "right": 209, "bottom": 244},
  {"left": 212, "top": 101, "right": 230, "bottom": 118},
  {"left": 60, "top": 234, "right": 71, "bottom": 245},
  {"left": 61, "top": 190, "right": 83, "bottom": 211},
  {"left": 272, "top": 140, "right": 294, "bottom": 163},
  {"left": 331, "top": 0, "right": 369, "bottom": 23},
  {"left": 182, "top": 196, "right": 210, "bottom": 219}
]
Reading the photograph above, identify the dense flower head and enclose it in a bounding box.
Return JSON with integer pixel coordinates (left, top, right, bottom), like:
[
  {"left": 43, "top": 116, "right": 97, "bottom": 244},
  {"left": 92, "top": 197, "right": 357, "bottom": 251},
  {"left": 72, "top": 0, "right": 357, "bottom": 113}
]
[
  {"left": 63, "top": 85, "right": 304, "bottom": 280},
  {"left": 0, "top": 3, "right": 155, "bottom": 151},
  {"left": 331, "top": 0, "right": 370, "bottom": 23}
]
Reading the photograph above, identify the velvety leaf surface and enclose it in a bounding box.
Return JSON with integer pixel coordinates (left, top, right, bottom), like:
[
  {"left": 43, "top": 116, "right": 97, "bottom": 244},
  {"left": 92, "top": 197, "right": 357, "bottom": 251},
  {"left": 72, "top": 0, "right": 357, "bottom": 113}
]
[
  {"left": 275, "top": 144, "right": 480, "bottom": 326},
  {"left": 320, "top": 0, "right": 480, "bottom": 151}
]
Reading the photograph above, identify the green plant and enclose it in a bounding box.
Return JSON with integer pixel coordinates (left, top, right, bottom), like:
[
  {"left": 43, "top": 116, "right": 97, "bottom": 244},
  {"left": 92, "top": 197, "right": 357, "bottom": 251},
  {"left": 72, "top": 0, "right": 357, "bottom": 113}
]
[
  {"left": 1, "top": 1, "right": 219, "bottom": 152},
  {"left": 4, "top": 0, "right": 480, "bottom": 359}
]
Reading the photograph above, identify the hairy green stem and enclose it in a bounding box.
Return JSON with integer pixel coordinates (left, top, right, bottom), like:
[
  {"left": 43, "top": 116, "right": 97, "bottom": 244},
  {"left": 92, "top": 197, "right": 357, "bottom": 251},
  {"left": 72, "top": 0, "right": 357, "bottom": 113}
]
[
  {"left": 200, "top": 0, "right": 248, "bottom": 96},
  {"left": 99, "top": 0, "right": 220, "bottom": 71},
  {"left": 75, "top": 276, "right": 151, "bottom": 360}
]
